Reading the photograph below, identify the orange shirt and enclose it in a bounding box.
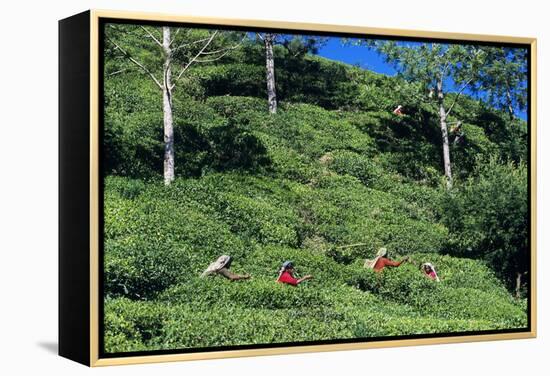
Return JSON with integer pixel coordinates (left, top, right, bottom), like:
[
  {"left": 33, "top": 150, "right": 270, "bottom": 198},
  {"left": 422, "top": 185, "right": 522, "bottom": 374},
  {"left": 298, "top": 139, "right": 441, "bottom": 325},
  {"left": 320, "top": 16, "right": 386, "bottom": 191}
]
[{"left": 373, "top": 257, "right": 403, "bottom": 272}]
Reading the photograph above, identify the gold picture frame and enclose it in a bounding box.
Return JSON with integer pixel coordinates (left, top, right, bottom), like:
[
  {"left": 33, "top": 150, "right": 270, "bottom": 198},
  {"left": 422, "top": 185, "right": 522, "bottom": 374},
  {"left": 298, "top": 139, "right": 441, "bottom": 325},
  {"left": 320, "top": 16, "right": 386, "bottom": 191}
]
[{"left": 59, "top": 9, "right": 537, "bottom": 367}]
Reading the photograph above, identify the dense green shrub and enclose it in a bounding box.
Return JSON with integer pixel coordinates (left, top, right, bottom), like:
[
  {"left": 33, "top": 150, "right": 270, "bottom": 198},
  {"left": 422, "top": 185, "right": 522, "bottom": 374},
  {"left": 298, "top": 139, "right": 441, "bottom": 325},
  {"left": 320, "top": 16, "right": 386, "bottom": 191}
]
[
  {"left": 103, "top": 164, "right": 526, "bottom": 352},
  {"left": 104, "top": 297, "right": 168, "bottom": 352},
  {"left": 160, "top": 276, "right": 345, "bottom": 310},
  {"left": 472, "top": 108, "right": 528, "bottom": 164},
  {"left": 195, "top": 63, "right": 266, "bottom": 99},
  {"left": 104, "top": 74, "right": 164, "bottom": 178},
  {"left": 104, "top": 248, "right": 526, "bottom": 353},
  {"left": 104, "top": 237, "right": 192, "bottom": 299},
  {"left": 269, "top": 104, "right": 376, "bottom": 159},
  {"left": 263, "top": 141, "right": 321, "bottom": 183},
  {"left": 330, "top": 150, "right": 391, "bottom": 188},
  {"left": 441, "top": 157, "right": 528, "bottom": 290},
  {"left": 217, "top": 193, "right": 300, "bottom": 247},
  {"left": 346, "top": 261, "right": 525, "bottom": 327},
  {"left": 205, "top": 95, "right": 267, "bottom": 119},
  {"left": 450, "top": 122, "right": 497, "bottom": 179},
  {"left": 297, "top": 174, "right": 448, "bottom": 257}
]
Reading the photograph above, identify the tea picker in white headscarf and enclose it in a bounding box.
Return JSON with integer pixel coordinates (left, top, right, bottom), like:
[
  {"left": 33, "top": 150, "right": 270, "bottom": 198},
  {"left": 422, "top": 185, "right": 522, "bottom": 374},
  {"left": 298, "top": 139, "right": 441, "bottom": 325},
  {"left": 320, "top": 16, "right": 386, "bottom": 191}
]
[
  {"left": 200, "top": 255, "right": 250, "bottom": 281},
  {"left": 421, "top": 262, "right": 440, "bottom": 282}
]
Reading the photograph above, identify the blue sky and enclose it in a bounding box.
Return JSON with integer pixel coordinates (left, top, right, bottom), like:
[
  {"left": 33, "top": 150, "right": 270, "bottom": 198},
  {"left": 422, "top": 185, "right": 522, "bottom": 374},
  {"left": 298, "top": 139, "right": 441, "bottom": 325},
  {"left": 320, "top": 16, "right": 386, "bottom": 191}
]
[
  {"left": 316, "top": 37, "right": 528, "bottom": 120},
  {"left": 318, "top": 37, "right": 397, "bottom": 75}
]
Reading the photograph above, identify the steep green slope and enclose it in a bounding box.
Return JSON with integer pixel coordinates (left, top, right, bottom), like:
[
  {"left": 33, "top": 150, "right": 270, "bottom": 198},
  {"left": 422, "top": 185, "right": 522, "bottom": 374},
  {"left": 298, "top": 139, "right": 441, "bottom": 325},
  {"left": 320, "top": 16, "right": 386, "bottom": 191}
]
[{"left": 103, "top": 49, "right": 528, "bottom": 353}]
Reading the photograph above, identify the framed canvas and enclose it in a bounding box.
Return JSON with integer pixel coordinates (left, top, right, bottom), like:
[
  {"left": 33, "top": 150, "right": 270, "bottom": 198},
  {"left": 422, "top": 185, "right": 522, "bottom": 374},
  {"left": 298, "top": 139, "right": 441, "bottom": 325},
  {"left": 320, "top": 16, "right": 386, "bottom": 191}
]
[{"left": 59, "top": 9, "right": 537, "bottom": 367}]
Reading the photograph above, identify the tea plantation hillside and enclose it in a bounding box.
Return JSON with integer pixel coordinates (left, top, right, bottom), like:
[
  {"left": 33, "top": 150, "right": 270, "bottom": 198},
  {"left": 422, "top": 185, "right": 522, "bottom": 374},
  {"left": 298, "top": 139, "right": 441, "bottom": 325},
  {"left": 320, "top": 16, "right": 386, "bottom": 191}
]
[
  {"left": 104, "top": 171, "right": 526, "bottom": 352},
  {"left": 103, "top": 47, "right": 528, "bottom": 352}
]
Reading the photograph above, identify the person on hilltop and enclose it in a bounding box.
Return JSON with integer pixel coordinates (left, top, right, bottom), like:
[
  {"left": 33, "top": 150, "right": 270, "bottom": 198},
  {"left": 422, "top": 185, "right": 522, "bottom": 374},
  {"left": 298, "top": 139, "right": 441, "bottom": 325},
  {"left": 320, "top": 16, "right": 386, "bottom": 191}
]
[
  {"left": 200, "top": 255, "right": 250, "bottom": 281},
  {"left": 364, "top": 247, "right": 409, "bottom": 272},
  {"left": 276, "top": 261, "right": 313, "bottom": 286},
  {"left": 393, "top": 105, "right": 405, "bottom": 116},
  {"left": 421, "top": 262, "right": 441, "bottom": 282}
]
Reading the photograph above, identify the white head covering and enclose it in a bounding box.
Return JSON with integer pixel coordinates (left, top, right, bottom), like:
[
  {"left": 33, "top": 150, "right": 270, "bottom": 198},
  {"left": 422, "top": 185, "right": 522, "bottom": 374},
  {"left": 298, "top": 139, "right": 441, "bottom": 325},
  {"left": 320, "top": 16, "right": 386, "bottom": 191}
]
[
  {"left": 201, "top": 255, "right": 231, "bottom": 277},
  {"left": 421, "top": 262, "right": 440, "bottom": 282},
  {"left": 364, "top": 247, "right": 387, "bottom": 269}
]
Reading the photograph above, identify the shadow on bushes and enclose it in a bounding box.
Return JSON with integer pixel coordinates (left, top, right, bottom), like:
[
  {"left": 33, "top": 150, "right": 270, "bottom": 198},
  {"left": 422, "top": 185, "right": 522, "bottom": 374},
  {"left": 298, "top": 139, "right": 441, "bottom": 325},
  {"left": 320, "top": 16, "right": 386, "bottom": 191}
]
[{"left": 175, "top": 120, "right": 271, "bottom": 177}]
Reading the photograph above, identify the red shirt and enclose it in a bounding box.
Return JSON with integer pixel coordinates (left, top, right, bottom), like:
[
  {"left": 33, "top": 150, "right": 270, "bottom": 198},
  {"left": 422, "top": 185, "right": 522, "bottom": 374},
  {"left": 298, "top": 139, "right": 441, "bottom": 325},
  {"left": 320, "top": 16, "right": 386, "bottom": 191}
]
[
  {"left": 373, "top": 257, "right": 403, "bottom": 272},
  {"left": 277, "top": 271, "right": 299, "bottom": 286}
]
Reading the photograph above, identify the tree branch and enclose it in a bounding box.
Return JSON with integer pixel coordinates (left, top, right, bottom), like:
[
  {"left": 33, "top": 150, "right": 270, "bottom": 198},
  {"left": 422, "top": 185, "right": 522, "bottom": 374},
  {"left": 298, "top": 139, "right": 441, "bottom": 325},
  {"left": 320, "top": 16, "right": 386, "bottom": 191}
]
[
  {"left": 107, "top": 68, "right": 131, "bottom": 77},
  {"left": 195, "top": 49, "right": 235, "bottom": 63},
  {"left": 441, "top": 61, "right": 451, "bottom": 77},
  {"left": 198, "top": 41, "right": 242, "bottom": 56},
  {"left": 171, "top": 31, "right": 219, "bottom": 90},
  {"left": 173, "top": 37, "right": 212, "bottom": 52},
  {"left": 445, "top": 78, "right": 474, "bottom": 117},
  {"left": 195, "top": 36, "right": 245, "bottom": 59},
  {"left": 169, "top": 28, "right": 181, "bottom": 46},
  {"left": 106, "top": 36, "right": 163, "bottom": 90},
  {"left": 140, "top": 26, "right": 163, "bottom": 48}
]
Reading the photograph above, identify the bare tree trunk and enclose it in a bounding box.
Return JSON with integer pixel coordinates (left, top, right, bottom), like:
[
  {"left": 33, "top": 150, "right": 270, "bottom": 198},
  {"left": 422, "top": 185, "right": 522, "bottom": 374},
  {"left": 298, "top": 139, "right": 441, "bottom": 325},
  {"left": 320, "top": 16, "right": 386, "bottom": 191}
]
[
  {"left": 162, "top": 27, "right": 175, "bottom": 185},
  {"left": 437, "top": 78, "right": 452, "bottom": 189},
  {"left": 264, "top": 33, "right": 277, "bottom": 114},
  {"left": 515, "top": 272, "right": 523, "bottom": 298},
  {"left": 506, "top": 89, "right": 515, "bottom": 120}
]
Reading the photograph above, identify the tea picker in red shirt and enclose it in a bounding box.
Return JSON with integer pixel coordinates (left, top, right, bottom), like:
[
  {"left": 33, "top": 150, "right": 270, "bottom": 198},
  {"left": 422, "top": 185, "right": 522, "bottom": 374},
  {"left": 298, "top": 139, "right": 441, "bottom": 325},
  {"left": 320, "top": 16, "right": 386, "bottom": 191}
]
[
  {"left": 277, "top": 261, "right": 313, "bottom": 286},
  {"left": 364, "top": 247, "right": 409, "bottom": 272}
]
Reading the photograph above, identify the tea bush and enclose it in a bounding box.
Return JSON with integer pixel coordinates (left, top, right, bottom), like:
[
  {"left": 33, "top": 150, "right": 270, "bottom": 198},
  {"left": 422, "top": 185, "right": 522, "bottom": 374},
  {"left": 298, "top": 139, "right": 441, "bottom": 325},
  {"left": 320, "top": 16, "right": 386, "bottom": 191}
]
[
  {"left": 104, "top": 248, "right": 526, "bottom": 353},
  {"left": 296, "top": 174, "right": 448, "bottom": 257},
  {"left": 441, "top": 157, "right": 528, "bottom": 289},
  {"left": 104, "top": 237, "right": 192, "bottom": 299},
  {"left": 103, "top": 175, "right": 527, "bottom": 353},
  {"left": 330, "top": 150, "right": 390, "bottom": 188}
]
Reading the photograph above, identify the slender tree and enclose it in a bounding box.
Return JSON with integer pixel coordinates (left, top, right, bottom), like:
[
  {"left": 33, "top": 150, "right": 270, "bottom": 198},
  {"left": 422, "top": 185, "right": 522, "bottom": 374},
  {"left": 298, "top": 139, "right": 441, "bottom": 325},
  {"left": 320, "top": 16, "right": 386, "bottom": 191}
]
[
  {"left": 361, "top": 41, "right": 488, "bottom": 188},
  {"left": 106, "top": 25, "right": 243, "bottom": 184},
  {"left": 263, "top": 33, "right": 277, "bottom": 114},
  {"left": 475, "top": 47, "right": 528, "bottom": 120},
  {"left": 257, "top": 34, "right": 327, "bottom": 114}
]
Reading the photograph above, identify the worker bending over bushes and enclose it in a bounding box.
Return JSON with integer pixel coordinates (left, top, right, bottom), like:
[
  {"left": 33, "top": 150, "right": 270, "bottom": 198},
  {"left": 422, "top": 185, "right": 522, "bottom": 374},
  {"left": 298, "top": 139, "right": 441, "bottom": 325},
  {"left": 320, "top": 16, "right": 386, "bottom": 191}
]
[
  {"left": 201, "top": 255, "right": 250, "bottom": 281},
  {"left": 276, "top": 261, "right": 313, "bottom": 286},
  {"left": 364, "top": 247, "right": 409, "bottom": 272}
]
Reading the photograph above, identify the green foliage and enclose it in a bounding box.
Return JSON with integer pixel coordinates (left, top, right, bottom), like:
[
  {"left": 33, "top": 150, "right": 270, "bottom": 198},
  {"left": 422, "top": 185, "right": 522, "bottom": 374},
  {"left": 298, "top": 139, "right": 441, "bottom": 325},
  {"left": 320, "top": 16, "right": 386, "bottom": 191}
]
[
  {"left": 269, "top": 103, "right": 376, "bottom": 158},
  {"left": 475, "top": 47, "right": 528, "bottom": 118},
  {"left": 473, "top": 108, "right": 528, "bottom": 163},
  {"left": 104, "top": 237, "right": 192, "bottom": 300},
  {"left": 102, "top": 30, "right": 529, "bottom": 353},
  {"left": 194, "top": 63, "right": 267, "bottom": 99},
  {"left": 103, "top": 174, "right": 527, "bottom": 353},
  {"left": 330, "top": 150, "right": 392, "bottom": 189},
  {"left": 104, "top": 73, "right": 163, "bottom": 178},
  {"left": 441, "top": 157, "right": 528, "bottom": 289},
  {"left": 105, "top": 297, "right": 174, "bottom": 352},
  {"left": 104, "top": 240, "right": 527, "bottom": 353},
  {"left": 296, "top": 174, "right": 448, "bottom": 259},
  {"left": 347, "top": 255, "right": 525, "bottom": 326},
  {"left": 450, "top": 122, "right": 497, "bottom": 179}
]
